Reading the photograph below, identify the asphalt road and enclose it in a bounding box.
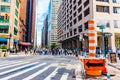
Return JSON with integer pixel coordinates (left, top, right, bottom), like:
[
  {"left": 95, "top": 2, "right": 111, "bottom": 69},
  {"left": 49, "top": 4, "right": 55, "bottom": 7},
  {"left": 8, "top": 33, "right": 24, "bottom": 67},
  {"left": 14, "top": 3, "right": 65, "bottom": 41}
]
[{"left": 0, "top": 55, "right": 79, "bottom": 80}]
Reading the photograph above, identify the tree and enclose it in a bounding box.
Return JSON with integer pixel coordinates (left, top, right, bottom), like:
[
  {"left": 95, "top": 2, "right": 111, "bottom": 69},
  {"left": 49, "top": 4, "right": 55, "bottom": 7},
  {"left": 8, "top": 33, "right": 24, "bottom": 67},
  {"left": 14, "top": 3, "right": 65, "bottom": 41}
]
[{"left": 51, "top": 43, "right": 57, "bottom": 49}]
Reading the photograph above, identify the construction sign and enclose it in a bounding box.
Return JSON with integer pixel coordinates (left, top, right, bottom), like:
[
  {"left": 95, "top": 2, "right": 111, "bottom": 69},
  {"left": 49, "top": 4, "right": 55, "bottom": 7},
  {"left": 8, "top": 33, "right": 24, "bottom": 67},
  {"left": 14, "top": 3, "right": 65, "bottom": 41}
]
[{"left": 84, "top": 59, "right": 106, "bottom": 70}]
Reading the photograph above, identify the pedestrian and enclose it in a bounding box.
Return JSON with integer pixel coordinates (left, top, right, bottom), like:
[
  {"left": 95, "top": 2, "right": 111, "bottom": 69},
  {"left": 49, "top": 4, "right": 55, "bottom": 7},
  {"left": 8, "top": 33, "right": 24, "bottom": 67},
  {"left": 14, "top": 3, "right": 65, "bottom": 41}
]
[
  {"left": 96, "top": 46, "right": 100, "bottom": 57},
  {"left": 117, "top": 48, "right": 120, "bottom": 60},
  {"left": 25, "top": 48, "right": 27, "bottom": 54}
]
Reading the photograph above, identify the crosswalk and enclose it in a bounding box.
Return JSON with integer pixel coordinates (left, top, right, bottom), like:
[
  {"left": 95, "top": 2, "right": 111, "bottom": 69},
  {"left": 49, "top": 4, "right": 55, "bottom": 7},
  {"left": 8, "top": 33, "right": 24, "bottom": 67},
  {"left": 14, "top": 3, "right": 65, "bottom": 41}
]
[{"left": 0, "top": 60, "right": 76, "bottom": 80}]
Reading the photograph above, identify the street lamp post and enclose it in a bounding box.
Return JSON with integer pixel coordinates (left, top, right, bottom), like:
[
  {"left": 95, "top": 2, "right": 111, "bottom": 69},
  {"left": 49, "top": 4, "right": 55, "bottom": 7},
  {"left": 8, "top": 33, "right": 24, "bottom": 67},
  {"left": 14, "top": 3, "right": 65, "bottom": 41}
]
[
  {"left": 9, "top": 33, "right": 12, "bottom": 52},
  {"left": 99, "top": 25, "right": 105, "bottom": 57}
]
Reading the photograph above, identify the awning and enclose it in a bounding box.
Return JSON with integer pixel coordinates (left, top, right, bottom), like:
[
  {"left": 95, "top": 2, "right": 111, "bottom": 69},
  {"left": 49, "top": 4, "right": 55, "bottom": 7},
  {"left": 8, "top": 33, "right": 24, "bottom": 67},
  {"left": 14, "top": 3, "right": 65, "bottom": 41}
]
[
  {"left": 0, "top": 38, "right": 8, "bottom": 42},
  {"left": 0, "top": 25, "right": 9, "bottom": 29},
  {"left": 19, "top": 41, "right": 31, "bottom": 46},
  {"left": 14, "top": 39, "right": 18, "bottom": 43}
]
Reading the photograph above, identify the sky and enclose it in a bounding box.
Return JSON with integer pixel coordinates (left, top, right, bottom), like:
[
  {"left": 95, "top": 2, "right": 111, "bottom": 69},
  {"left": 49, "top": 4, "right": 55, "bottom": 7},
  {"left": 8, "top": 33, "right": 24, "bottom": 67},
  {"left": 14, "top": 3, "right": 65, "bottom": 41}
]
[{"left": 36, "top": 0, "right": 50, "bottom": 45}]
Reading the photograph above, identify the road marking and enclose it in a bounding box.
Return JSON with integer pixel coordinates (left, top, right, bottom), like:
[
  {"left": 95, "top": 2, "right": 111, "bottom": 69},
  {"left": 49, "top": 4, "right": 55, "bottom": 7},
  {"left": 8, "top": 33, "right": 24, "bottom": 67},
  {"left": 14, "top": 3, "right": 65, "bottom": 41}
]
[
  {"left": 0, "top": 61, "right": 22, "bottom": 67},
  {"left": 60, "top": 73, "right": 69, "bottom": 80},
  {"left": 0, "top": 63, "right": 46, "bottom": 80},
  {"left": 22, "top": 64, "right": 52, "bottom": 80},
  {"left": 44, "top": 68, "right": 59, "bottom": 80},
  {"left": 0, "top": 61, "right": 28, "bottom": 70},
  {"left": 0, "top": 62, "right": 38, "bottom": 76}
]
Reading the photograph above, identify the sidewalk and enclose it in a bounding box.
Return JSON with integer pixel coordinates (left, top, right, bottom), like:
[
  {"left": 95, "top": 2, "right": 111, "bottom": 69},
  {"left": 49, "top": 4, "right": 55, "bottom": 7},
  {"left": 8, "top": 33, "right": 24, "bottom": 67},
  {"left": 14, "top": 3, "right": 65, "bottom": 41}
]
[
  {"left": 108, "top": 58, "right": 120, "bottom": 70},
  {"left": 9, "top": 52, "right": 31, "bottom": 57}
]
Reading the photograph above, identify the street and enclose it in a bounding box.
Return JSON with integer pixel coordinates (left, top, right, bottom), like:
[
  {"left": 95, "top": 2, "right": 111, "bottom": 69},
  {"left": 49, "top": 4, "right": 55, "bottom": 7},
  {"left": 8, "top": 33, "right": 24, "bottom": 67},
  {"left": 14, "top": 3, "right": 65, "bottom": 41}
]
[
  {"left": 0, "top": 55, "right": 78, "bottom": 80},
  {"left": 0, "top": 54, "right": 120, "bottom": 80}
]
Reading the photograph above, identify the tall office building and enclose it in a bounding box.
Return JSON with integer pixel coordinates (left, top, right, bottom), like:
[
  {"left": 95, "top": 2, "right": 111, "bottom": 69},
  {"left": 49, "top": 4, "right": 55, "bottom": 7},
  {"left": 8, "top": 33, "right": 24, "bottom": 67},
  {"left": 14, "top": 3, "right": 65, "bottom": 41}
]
[
  {"left": 48, "top": 0, "right": 61, "bottom": 46},
  {"left": 26, "top": 0, "right": 36, "bottom": 48},
  {"left": 58, "top": 0, "right": 120, "bottom": 52},
  {"left": 0, "top": 0, "right": 21, "bottom": 49},
  {"left": 41, "top": 15, "right": 48, "bottom": 47}
]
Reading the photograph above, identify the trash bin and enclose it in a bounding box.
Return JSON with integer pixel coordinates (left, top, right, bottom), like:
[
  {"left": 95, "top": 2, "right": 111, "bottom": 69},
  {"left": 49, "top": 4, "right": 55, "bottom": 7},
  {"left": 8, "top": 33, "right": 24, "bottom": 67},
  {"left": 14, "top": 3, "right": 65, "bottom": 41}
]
[
  {"left": 109, "top": 53, "right": 117, "bottom": 63},
  {"left": 0, "top": 52, "right": 4, "bottom": 57}
]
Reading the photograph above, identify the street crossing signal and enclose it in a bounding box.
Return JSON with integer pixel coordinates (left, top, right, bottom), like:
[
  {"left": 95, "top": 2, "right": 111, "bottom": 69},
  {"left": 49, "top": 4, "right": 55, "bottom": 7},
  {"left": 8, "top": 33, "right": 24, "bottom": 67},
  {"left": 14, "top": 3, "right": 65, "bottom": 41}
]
[{"left": 4, "top": 13, "right": 8, "bottom": 20}]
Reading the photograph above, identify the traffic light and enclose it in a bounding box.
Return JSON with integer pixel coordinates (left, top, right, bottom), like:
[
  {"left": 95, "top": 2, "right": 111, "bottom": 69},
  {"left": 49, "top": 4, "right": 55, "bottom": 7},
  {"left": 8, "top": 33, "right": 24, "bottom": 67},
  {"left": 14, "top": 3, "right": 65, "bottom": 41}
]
[
  {"left": 61, "top": 29, "right": 64, "bottom": 34},
  {"left": 4, "top": 13, "right": 9, "bottom": 20}
]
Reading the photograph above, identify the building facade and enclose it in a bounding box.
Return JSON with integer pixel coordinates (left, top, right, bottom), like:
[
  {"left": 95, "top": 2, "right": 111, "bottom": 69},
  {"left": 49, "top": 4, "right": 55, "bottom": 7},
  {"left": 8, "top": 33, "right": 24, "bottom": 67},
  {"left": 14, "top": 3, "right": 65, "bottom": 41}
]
[
  {"left": 48, "top": 0, "right": 61, "bottom": 46},
  {"left": 41, "top": 15, "right": 48, "bottom": 47},
  {"left": 26, "top": 0, "right": 36, "bottom": 48},
  {"left": 0, "top": 0, "right": 20, "bottom": 49},
  {"left": 58, "top": 0, "right": 120, "bottom": 52}
]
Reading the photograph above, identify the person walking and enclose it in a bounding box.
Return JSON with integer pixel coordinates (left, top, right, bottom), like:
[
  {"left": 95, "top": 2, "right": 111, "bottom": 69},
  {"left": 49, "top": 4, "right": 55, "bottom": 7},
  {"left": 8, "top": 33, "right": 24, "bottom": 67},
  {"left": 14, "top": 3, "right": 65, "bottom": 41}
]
[{"left": 117, "top": 48, "right": 120, "bottom": 60}]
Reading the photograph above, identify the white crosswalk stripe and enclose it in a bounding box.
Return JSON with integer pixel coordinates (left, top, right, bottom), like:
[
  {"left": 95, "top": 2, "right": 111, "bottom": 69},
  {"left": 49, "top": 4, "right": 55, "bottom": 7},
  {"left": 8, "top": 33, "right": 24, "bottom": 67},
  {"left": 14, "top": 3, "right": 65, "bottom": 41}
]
[
  {"left": 0, "top": 61, "right": 22, "bottom": 67},
  {"left": 0, "top": 61, "right": 29, "bottom": 70},
  {"left": 0, "top": 63, "right": 46, "bottom": 80},
  {"left": 60, "top": 73, "right": 69, "bottom": 80},
  {"left": 0, "top": 62, "right": 38, "bottom": 76},
  {"left": 0, "top": 60, "right": 78, "bottom": 80},
  {"left": 44, "top": 68, "right": 59, "bottom": 80},
  {"left": 22, "top": 64, "right": 52, "bottom": 80}
]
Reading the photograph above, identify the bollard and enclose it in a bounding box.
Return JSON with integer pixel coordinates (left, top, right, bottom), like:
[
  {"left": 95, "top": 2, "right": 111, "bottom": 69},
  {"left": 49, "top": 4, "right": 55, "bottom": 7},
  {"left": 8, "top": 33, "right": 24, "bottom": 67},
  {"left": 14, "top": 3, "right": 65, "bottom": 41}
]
[{"left": 0, "top": 52, "right": 4, "bottom": 57}]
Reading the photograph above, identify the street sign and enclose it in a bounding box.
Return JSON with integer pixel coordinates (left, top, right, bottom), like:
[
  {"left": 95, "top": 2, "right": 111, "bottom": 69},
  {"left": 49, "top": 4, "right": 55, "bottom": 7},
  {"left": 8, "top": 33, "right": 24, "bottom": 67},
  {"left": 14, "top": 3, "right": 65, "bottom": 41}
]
[
  {"left": 104, "top": 33, "right": 112, "bottom": 37},
  {"left": 99, "top": 25, "right": 105, "bottom": 30}
]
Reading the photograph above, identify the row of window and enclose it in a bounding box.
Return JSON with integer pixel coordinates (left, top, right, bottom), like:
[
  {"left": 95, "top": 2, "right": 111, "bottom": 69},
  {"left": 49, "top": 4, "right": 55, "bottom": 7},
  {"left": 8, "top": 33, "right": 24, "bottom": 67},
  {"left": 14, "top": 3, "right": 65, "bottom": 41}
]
[
  {"left": 97, "top": 0, "right": 120, "bottom": 3},
  {"left": 96, "top": 6, "right": 120, "bottom": 13}
]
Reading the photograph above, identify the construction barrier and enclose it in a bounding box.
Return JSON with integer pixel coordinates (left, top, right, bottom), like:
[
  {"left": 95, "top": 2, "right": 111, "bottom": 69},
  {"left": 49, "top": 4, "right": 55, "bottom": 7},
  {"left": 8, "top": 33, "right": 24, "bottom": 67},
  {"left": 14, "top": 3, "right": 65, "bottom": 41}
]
[
  {"left": 80, "top": 20, "right": 106, "bottom": 76},
  {"left": 83, "top": 58, "right": 106, "bottom": 76}
]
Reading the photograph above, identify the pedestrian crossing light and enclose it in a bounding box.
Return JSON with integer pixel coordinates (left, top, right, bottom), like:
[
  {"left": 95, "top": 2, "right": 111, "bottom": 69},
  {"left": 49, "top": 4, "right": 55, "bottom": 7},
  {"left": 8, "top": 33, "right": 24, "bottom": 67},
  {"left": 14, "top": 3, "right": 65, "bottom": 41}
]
[{"left": 4, "top": 13, "right": 8, "bottom": 20}]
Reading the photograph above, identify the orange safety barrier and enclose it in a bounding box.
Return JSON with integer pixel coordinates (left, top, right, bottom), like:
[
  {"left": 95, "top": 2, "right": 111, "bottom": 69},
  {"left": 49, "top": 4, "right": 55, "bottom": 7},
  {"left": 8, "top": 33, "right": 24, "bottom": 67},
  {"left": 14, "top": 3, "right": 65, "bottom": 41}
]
[
  {"left": 88, "top": 20, "right": 94, "bottom": 24},
  {"left": 89, "top": 46, "right": 96, "bottom": 50},
  {"left": 88, "top": 27, "right": 95, "bottom": 30},
  {"left": 88, "top": 33, "right": 95, "bottom": 37},
  {"left": 89, "top": 53, "right": 96, "bottom": 57},
  {"left": 89, "top": 40, "right": 95, "bottom": 43}
]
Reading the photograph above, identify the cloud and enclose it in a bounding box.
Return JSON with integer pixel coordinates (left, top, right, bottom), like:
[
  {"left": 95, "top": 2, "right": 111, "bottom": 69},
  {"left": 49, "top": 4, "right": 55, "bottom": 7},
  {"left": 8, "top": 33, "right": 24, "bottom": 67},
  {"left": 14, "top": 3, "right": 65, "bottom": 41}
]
[{"left": 36, "top": 0, "right": 50, "bottom": 45}]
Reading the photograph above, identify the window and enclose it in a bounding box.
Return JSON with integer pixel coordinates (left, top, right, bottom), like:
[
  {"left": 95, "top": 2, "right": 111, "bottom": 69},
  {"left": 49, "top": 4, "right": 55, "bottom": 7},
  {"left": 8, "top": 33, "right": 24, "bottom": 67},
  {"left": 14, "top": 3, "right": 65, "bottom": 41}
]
[
  {"left": 84, "top": 0, "right": 89, "bottom": 8},
  {"left": 113, "top": 7, "right": 120, "bottom": 13},
  {"left": 78, "top": 25, "right": 82, "bottom": 32},
  {"left": 96, "top": 0, "right": 109, "bottom": 2},
  {"left": 16, "top": 0, "right": 19, "bottom": 8},
  {"left": 74, "top": 28, "right": 77, "bottom": 35},
  {"left": 14, "top": 19, "right": 18, "bottom": 26},
  {"left": 78, "top": 6, "right": 82, "bottom": 13},
  {"left": 15, "top": 9, "right": 18, "bottom": 17},
  {"left": 1, "top": 0, "right": 10, "bottom": 2},
  {"left": 78, "top": 14, "right": 82, "bottom": 21},
  {"left": 70, "top": 22, "right": 72, "bottom": 27},
  {"left": 78, "top": 0, "right": 82, "bottom": 6},
  {"left": 0, "top": 25, "right": 8, "bottom": 33},
  {"left": 114, "top": 20, "right": 120, "bottom": 28},
  {"left": 73, "top": 12, "right": 76, "bottom": 17},
  {"left": 96, "top": 6, "right": 109, "bottom": 13},
  {"left": 0, "top": 6, "right": 10, "bottom": 13},
  {"left": 73, "top": 5, "right": 76, "bottom": 10},
  {"left": 96, "top": 19, "right": 110, "bottom": 28},
  {"left": 73, "top": 18, "right": 77, "bottom": 24},
  {"left": 84, "top": 8, "right": 90, "bottom": 17},
  {"left": 84, "top": 22, "right": 88, "bottom": 30},
  {"left": 67, "top": 33, "right": 69, "bottom": 37},
  {"left": 113, "top": 0, "right": 120, "bottom": 3}
]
